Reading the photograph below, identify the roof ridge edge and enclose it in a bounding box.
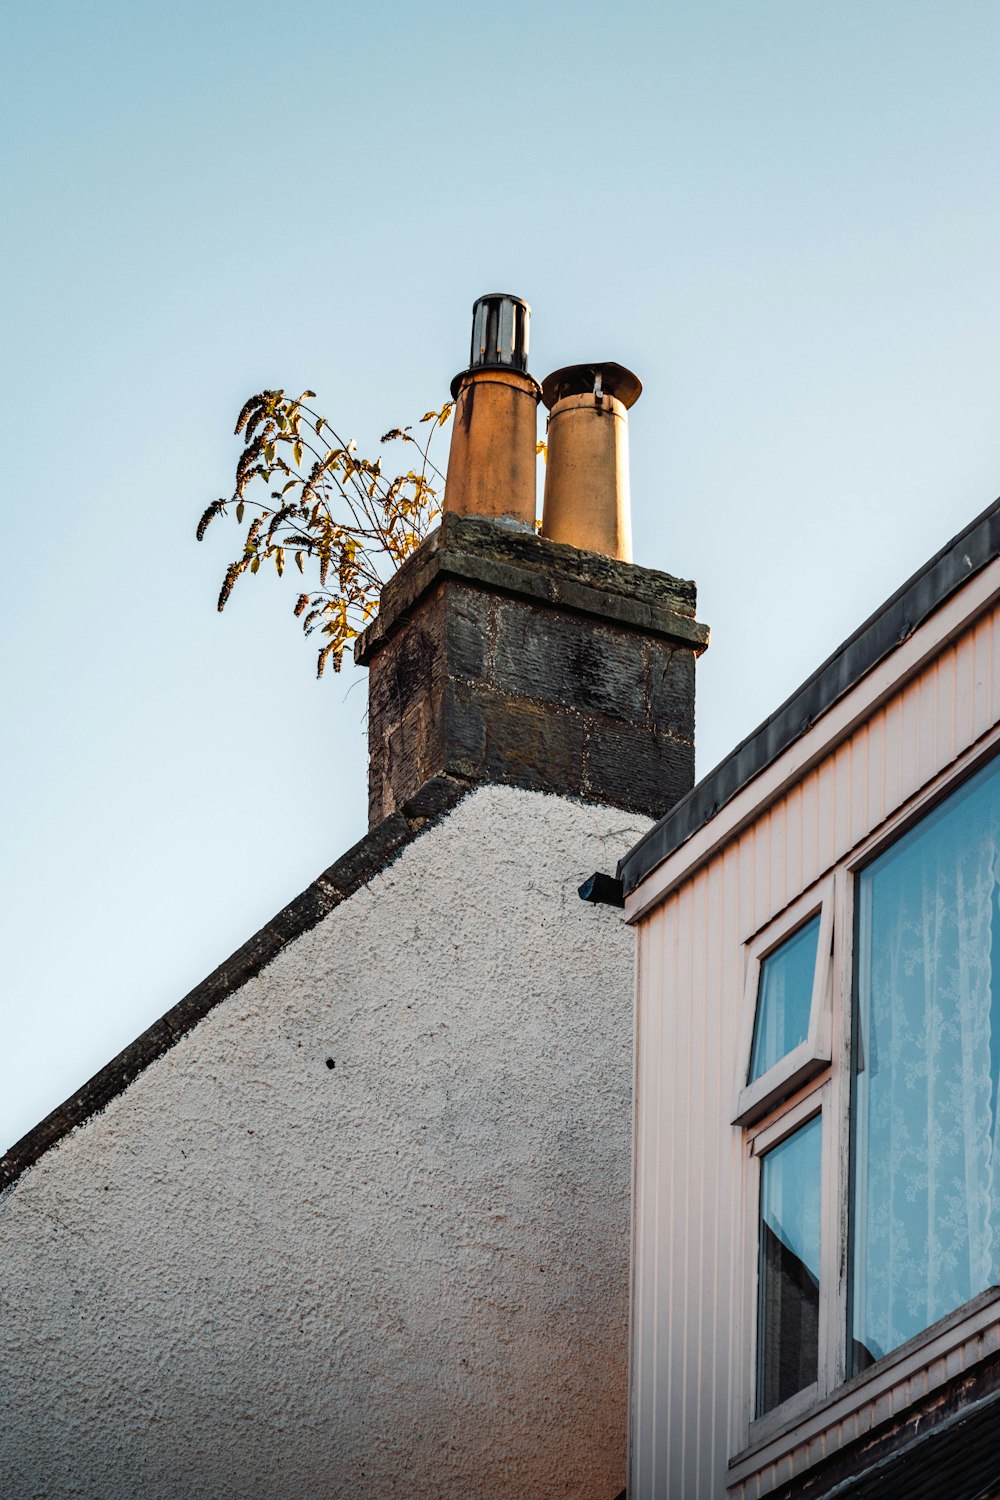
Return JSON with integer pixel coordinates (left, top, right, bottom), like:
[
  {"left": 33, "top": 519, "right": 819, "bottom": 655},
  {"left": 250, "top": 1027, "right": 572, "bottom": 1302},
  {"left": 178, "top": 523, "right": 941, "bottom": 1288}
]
[{"left": 0, "top": 774, "right": 474, "bottom": 1196}]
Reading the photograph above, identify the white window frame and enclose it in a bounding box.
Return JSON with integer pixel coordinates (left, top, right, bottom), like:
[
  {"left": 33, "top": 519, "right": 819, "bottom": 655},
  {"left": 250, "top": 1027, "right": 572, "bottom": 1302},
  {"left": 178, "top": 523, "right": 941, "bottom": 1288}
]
[
  {"left": 743, "top": 1084, "right": 831, "bottom": 1440},
  {"left": 732, "top": 877, "right": 835, "bottom": 1128},
  {"left": 729, "top": 728, "right": 1000, "bottom": 1485}
]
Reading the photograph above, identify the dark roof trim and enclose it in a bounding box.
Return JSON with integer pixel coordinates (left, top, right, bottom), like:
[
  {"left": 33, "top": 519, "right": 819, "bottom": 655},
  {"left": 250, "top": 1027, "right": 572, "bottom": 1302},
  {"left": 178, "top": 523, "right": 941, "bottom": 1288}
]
[
  {"left": 620, "top": 496, "right": 1000, "bottom": 897},
  {"left": 0, "top": 774, "right": 473, "bottom": 1195}
]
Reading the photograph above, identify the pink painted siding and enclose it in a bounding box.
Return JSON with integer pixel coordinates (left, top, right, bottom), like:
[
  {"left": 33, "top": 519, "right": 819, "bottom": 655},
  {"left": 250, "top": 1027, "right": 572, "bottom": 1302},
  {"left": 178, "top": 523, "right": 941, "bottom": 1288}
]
[{"left": 630, "top": 586, "right": 1000, "bottom": 1499}]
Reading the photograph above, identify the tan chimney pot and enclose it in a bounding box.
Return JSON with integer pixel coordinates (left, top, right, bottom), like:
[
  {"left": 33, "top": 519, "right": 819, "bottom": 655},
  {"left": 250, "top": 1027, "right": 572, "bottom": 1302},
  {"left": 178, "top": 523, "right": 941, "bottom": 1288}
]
[
  {"left": 539, "top": 362, "right": 641, "bottom": 561},
  {"left": 444, "top": 294, "right": 540, "bottom": 528},
  {"left": 445, "top": 367, "right": 540, "bottom": 527}
]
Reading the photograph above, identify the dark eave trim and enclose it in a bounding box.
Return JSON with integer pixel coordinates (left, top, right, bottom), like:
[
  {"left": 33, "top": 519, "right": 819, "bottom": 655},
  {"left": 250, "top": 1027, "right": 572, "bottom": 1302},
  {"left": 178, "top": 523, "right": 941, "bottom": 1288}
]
[
  {"left": 0, "top": 774, "right": 473, "bottom": 1196},
  {"left": 620, "top": 496, "right": 1000, "bottom": 897}
]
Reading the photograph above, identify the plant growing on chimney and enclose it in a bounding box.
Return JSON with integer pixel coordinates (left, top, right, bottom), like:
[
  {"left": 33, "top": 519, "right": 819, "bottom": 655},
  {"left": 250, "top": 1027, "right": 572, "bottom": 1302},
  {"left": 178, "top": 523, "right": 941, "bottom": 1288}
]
[{"left": 197, "top": 389, "right": 453, "bottom": 676}]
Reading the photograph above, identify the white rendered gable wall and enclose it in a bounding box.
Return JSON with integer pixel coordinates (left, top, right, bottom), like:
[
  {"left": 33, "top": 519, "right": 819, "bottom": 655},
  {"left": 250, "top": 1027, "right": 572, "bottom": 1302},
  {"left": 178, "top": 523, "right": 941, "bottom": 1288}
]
[{"left": 0, "top": 784, "right": 648, "bottom": 1500}]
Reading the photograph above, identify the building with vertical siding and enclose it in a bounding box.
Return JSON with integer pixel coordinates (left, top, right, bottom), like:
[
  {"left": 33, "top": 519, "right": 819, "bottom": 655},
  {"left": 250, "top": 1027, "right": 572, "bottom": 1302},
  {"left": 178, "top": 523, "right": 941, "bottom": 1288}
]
[{"left": 620, "top": 498, "right": 1000, "bottom": 1498}]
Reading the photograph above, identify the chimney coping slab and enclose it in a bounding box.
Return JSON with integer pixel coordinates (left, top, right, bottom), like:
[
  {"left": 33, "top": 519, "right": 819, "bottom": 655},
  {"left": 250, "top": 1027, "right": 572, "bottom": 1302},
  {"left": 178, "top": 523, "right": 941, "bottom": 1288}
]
[{"left": 355, "top": 513, "right": 709, "bottom": 666}]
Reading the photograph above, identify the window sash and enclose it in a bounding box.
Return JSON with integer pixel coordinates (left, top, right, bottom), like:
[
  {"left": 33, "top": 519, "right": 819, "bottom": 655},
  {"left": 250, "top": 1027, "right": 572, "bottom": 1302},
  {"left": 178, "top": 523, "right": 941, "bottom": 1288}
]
[
  {"left": 750, "top": 915, "right": 822, "bottom": 1082},
  {"left": 744, "top": 1082, "right": 837, "bottom": 1443},
  {"left": 849, "top": 751, "right": 1000, "bottom": 1371},
  {"left": 756, "top": 1112, "right": 823, "bottom": 1416},
  {"left": 733, "top": 881, "right": 834, "bottom": 1127}
]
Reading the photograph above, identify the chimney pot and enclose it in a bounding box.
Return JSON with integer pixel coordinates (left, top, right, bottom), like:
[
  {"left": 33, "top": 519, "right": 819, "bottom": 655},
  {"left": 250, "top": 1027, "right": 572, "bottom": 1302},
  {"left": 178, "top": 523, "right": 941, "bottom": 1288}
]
[
  {"left": 444, "top": 295, "right": 540, "bottom": 529},
  {"left": 539, "top": 361, "right": 641, "bottom": 562}
]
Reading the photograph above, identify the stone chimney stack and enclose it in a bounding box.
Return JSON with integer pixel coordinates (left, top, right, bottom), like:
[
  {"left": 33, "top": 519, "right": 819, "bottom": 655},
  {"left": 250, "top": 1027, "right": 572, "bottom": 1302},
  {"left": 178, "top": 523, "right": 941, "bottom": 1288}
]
[{"left": 355, "top": 298, "right": 708, "bottom": 831}]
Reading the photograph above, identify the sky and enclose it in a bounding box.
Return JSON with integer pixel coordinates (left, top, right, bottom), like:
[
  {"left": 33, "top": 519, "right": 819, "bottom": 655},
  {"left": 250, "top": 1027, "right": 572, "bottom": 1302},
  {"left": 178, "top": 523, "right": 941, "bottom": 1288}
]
[{"left": 3, "top": 0, "right": 1000, "bottom": 1152}]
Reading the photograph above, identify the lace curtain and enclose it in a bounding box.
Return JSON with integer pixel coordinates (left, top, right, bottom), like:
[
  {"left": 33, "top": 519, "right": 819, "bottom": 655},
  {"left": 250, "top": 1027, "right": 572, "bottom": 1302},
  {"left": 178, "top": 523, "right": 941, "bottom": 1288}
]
[{"left": 852, "top": 758, "right": 1000, "bottom": 1364}]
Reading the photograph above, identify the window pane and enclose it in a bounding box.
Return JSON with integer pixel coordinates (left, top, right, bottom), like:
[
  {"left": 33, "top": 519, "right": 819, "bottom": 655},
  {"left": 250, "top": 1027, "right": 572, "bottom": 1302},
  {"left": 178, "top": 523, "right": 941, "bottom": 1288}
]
[
  {"left": 757, "top": 1114, "right": 821, "bottom": 1416},
  {"left": 852, "top": 755, "right": 1000, "bottom": 1370},
  {"left": 749, "top": 916, "right": 821, "bottom": 1081}
]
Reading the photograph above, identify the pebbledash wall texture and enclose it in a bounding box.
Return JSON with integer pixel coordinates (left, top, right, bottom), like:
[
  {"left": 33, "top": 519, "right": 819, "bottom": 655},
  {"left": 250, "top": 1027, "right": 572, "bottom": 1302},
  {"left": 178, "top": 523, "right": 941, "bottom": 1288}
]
[
  {"left": 0, "top": 502, "right": 708, "bottom": 1498},
  {"left": 0, "top": 786, "right": 645, "bottom": 1499}
]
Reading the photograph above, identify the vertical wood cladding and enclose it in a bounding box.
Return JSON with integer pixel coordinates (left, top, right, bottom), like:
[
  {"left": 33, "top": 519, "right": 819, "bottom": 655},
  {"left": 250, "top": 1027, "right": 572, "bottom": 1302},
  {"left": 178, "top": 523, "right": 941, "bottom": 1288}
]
[
  {"left": 357, "top": 514, "right": 709, "bottom": 827},
  {"left": 630, "top": 595, "right": 1000, "bottom": 1500}
]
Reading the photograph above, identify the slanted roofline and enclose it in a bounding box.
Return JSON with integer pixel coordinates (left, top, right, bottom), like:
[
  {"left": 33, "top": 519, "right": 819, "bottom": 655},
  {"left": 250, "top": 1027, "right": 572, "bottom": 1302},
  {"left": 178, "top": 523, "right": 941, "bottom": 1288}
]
[
  {"left": 0, "top": 774, "right": 473, "bottom": 1195},
  {"left": 619, "top": 495, "right": 1000, "bottom": 897}
]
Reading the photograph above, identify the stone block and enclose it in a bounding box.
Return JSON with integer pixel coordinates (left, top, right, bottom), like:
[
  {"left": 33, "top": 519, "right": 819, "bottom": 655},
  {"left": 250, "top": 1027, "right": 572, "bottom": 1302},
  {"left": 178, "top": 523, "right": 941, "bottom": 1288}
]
[
  {"left": 648, "top": 643, "right": 696, "bottom": 740},
  {"left": 400, "top": 774, "right": 472, "bottom": 825},
  {"left": 367, "top": 612, "right": 440, "bottom": 729},
  {"left": 439, "top": 678, "right": 488, "bottom": 779},
  {"left": 442, "top": 580, "right": 492, "bottom": 682},
  {"left": 583, "top": 718, "right": 694, "bottom": 820},
  {"left": 493, "top": 601, "right": 647, "bottom": 723},
  {"left": 482, "top": 693, "right": 587, "bottom": 797}
]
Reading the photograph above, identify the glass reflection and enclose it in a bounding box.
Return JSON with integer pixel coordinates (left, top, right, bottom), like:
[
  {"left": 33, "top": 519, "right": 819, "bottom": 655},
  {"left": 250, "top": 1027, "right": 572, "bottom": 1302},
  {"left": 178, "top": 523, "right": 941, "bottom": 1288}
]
[
  {"left": 851, "top": 754, "right": 1000, "bottom": 1370},
  {"left": 757, "top": 1114, "right": 821, "bottom": 1415},
  {"left": 750, "top": 915, "right": 821, "bottom": 1081}
]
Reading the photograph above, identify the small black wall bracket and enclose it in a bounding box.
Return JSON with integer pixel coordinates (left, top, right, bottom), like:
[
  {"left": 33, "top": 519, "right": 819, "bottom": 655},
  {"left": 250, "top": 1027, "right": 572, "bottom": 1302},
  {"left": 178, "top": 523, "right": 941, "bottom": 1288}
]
[{"left": 578, "top": 871, "right": 625, "bottom": 908}]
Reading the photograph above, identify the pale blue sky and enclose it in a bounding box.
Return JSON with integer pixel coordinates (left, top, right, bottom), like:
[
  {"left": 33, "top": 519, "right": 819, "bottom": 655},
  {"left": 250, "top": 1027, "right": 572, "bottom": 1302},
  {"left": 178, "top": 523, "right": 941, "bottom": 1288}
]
[{"left": 4, "top": 1, "right": 1000, "bottom": 1150}]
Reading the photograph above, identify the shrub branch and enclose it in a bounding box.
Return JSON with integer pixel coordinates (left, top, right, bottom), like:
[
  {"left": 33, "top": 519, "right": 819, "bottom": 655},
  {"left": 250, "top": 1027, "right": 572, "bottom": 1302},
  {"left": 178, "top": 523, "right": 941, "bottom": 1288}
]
[{"left": 197, "top": 388, "right": 452, "bottom": 675}]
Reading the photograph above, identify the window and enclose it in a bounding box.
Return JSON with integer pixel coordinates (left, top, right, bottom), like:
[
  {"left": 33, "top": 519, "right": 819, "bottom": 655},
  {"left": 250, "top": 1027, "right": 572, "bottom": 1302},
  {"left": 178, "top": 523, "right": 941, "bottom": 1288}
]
[
  {"left": 733, "top": 883, "right": 833, "bottom": 1128},
  {"left": 756, "top": 1110, "right": 822, "bottom": 1415},
  {"left": 851, "top": 752, "right": 1000, "bottom": 1371},
  {"left": 749, "top": 916, "right": 822, "bottom": 1081},
  {"left": 737, "top": 747, "right": 1000, "bottom": 1445}
]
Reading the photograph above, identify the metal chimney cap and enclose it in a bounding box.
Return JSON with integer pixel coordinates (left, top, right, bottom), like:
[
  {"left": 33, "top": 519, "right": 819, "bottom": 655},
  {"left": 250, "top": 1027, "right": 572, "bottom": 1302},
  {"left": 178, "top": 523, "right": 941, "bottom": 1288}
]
[
  {"left": 476, "top": 292, "right": 531, "bottom": 310},
  {"left": 449, "top": 293, "right": 532, "bottom": 398},
  {"left": 540, "top": 361, "right": 642, "bottom": 412}
]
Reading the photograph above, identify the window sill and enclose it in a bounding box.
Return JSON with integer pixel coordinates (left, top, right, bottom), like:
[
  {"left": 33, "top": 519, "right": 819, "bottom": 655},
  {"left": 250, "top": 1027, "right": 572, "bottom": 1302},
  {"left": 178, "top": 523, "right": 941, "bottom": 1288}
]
[
  {"left": 732, "top": 1043, "right": 828, "bottom": 1128},
  {"left": 727, "top": 1286, "right": 1000, "bottom": 1498}
]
